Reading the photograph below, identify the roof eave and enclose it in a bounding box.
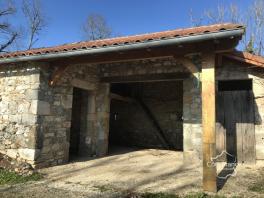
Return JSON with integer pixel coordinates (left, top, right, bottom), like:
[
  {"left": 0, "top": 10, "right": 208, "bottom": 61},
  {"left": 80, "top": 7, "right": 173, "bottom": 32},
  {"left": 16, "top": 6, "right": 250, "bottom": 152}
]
[{"left": 0, "top": 28, "right": 244, "bottom": 65}]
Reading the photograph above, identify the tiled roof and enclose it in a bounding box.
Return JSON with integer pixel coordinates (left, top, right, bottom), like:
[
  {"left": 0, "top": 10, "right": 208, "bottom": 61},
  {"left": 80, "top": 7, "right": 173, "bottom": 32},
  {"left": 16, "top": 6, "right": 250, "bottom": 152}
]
[
  {"left": 0, "top": 23, "right": 243, "bottom": 60},
  {"left": 224, "top": 51, "right": 264, "bottom": 68}
]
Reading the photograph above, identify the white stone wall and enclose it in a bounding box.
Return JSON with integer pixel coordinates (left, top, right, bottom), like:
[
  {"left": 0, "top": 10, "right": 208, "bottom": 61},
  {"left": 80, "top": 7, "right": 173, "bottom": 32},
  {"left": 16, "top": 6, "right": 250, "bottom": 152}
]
[
  {"left": 0, "top": 64, "right": 42, "bottom": 165},
  {"left": 183, "top": 74, "right": 202, "bottom": 158}
]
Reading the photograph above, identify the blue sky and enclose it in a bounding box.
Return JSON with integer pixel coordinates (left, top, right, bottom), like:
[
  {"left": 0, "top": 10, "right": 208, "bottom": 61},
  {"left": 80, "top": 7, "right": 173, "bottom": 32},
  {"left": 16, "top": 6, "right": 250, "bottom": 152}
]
[{"left": 12, "top": 0, "right": 253, "bottom": 48}]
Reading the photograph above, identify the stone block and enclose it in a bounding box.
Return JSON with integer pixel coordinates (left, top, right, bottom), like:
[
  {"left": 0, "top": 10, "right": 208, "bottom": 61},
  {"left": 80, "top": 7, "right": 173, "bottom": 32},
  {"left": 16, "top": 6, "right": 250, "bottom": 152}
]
[
  {"left": 6, "top": 149, "right": 18, "bottom": 159},
  {"left": 21, "top": 114, "right": 37, "bottom": 125},
  {"left": 25, "top": 89, "right": 38, "bottom": 100},
  {"left": 30, "top": 100, "right": 51, "bottom": 115},
  {"left": 18, "top": 148, "right": 40, "bottom": 161},
  {"left": 38, "top": 101, "right": 51, "bottom": 115},
  {"left": 61, "top": 95, "right": 73, "bottom": 109}
]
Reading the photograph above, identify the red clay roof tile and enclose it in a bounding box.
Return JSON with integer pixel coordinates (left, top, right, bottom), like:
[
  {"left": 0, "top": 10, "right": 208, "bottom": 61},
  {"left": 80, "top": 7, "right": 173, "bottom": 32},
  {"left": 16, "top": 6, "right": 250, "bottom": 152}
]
[{"left": 0, "top": 23, "right": 244, "bottom": 60}]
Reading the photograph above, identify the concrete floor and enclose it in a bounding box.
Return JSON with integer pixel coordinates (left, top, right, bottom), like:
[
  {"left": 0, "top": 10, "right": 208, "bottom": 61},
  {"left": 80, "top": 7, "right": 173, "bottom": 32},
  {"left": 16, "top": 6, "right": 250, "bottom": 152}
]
[
  {"left": 40, "top": 148, "right": 202, "bottom": 195},
  {"left": 1, "top": 148, "right": 264, "bottom": 197}
]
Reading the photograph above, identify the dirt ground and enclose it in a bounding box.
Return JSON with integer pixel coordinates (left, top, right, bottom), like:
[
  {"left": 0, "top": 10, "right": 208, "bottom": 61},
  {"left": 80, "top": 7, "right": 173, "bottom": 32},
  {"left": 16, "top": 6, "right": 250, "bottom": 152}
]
[{"left": 0, "top": 148, "right": 263, "bottom": 198}]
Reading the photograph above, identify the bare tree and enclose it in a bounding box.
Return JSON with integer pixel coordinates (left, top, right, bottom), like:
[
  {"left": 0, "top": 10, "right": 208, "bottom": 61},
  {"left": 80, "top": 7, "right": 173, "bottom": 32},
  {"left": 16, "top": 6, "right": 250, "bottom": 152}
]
[
  {"left": 0, "top": 0, "right": 18, "bottom": 52},
  {"left": 190, "top": 0, "right": 264, "bottom": 55},
  {"left": 22, "top": 0, "right": 46, "bottom": 49},
  {"left": 82, "top": 13, "right": 112, "bottom": 40}
]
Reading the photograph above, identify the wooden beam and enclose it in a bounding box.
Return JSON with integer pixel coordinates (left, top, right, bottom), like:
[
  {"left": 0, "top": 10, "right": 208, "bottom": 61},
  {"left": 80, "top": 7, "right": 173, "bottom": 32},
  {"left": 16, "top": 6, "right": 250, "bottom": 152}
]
[
  {"left": 202, "top": 53, "right": 217, "bottom": 193},
  {"left": 49, "top": 65, "right": 68, "bottom": 86},
  {"left": 175, "top": 57, "right": 199, "bottom": 73},
  {"left": 101, "top": 73, "right": 190, "bottom": 83},
  {"left": 110, "top": 93, "right": 136, "bottom": 103}
]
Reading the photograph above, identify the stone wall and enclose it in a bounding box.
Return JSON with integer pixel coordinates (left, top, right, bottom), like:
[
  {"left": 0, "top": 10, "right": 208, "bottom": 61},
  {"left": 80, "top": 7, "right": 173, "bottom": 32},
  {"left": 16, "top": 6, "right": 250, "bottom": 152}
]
[
  {"left": 0, "top": 64, "right": 42, "bottom": 166},
  {"left": 35, "top": 63, "right": 110, "bottom": 167},
  {"left": 1, "top": 55, "right": 262, "bottom": 168},
  {"left": 182, "top": 72, "right": 202, "bottom": 157}
]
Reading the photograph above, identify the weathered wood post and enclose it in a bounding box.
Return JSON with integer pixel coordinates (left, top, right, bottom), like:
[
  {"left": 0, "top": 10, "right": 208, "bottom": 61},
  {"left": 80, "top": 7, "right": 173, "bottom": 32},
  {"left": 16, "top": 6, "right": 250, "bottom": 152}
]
[{"left": 202, "top": 53, "right": 217, "bottom": 192}]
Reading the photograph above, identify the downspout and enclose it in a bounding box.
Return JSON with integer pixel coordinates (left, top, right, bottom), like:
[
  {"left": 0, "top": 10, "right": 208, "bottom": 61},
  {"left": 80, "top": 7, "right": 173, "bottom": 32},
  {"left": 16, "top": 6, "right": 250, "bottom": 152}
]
[{"left": 0, "top": 29, "right": 244, "bottom": 64}]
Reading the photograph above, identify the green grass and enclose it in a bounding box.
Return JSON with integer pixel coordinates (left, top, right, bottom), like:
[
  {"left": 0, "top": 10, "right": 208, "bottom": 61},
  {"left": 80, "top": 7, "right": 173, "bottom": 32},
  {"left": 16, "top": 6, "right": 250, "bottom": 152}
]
[
  {"left": 248, "top": 179, "right": 264, "bottom": 193},
  {"left": 0, "top": 169, "right": 42, "bottom": 185}
]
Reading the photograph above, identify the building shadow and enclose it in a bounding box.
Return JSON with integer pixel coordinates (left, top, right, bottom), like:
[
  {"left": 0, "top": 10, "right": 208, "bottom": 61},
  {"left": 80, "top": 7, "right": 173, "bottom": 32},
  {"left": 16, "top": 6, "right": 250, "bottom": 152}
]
[{"left": 217, "top": 162, "right": 237, "bottom": 191}]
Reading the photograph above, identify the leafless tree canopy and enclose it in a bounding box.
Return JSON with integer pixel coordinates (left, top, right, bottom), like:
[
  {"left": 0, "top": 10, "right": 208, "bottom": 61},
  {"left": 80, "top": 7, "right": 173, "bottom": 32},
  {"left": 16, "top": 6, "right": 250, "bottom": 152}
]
[
  {"left": 0, "top": 0, "right": 18, "bottom": 52},
  {"left": 22, "top": 0, "right": 46, "bottom": 50},
  {"left": 82, "top": 14, "right": 112, "bottom": 40},
  {"left": 190, "top": 0, "right": 264, "bottom": 55}
]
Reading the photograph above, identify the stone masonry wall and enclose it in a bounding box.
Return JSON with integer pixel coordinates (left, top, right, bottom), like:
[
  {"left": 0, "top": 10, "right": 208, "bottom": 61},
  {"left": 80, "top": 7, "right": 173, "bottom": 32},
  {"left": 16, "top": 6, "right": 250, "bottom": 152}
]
[
  {"left": 2, "top": 56, "right": 262, "bottom": 168},
  {"left": 35, "top": 63, "right": 110, "bottom": 167},
  {"left": 0, "top": 64, "right": 42, "bottom": 166}
]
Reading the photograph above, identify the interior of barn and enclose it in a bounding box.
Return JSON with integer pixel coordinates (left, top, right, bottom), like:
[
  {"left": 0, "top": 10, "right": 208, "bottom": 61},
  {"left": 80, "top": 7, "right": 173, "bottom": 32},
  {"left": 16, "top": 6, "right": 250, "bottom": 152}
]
[{"left": 108, "top": 81, "right": 184, "bottom": 153}]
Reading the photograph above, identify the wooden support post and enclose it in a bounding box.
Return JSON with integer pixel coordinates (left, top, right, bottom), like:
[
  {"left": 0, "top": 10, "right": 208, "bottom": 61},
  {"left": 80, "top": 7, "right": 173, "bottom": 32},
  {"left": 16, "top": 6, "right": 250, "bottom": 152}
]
[{"left": 202, "top": 53, "right": 217, "bottom": 193}]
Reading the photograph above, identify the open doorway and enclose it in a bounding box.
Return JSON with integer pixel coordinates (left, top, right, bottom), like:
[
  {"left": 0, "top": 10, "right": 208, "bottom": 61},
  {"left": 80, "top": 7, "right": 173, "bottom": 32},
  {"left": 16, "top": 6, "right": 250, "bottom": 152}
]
[
  {"left": 109, "top": 81, "right": 183, "bottom": 154},
  {"left": 69, "top": 87, "right": 89, "bottom": 160}
]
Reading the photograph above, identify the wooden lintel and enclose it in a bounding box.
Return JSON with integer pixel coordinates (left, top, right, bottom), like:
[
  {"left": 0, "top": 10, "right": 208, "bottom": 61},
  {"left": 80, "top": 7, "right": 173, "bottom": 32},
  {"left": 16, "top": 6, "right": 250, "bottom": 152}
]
[
  {"left": 110, "top": 93, "right": 136, "bottom": 103},
  {"left": 202, "top": 53, "right": 217, "bottom": 193},
  {"left": 101, "top": 73, "right": 190, "bottom": 83},
  {"left": 49, "top": 65, "right": 68, "bottom": 86}
]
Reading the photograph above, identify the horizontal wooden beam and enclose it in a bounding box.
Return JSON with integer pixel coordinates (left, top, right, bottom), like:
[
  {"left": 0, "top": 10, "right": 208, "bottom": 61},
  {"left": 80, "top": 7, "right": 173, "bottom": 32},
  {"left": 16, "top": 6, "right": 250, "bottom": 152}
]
[
  {"left": 110, "top": 93, "right": 136, "bottom": 103},
  {"left": 101, "top": 73, "right": 190, "bottom": 83}
]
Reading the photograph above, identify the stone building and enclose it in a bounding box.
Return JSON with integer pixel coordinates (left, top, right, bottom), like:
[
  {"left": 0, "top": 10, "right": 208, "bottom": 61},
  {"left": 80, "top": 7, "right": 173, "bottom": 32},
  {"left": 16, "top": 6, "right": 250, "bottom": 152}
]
[{"left": 0, "top": 23, "right": 263, "bottom": 192}]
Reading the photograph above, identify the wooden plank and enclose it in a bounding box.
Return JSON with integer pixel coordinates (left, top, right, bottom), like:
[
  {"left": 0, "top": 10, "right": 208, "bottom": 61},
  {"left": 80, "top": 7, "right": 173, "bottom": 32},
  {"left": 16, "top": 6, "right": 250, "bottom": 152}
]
[
  {"left": 216, "top": 90, "right": 256, "bottom": 164},
  {"left": 241, "top": 91, "right": 256, "bottom": 163},
  {"left": 202, "top": 53, "right": 217, "bottom": 193},
  {"left": 101, "top": 73, "right": 190, "bottom": 83},
  {"left": 234, "top": 91, "right": 243, "bottom": 163},
  {"left": 216, "top": 92, "right": 226, "bottom": 161}
]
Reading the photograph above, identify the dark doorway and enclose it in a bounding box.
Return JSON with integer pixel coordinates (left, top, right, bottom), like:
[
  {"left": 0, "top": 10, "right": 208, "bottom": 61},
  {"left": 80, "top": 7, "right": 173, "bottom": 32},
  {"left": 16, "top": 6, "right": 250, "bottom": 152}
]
[
  {"left": 216, "top": 79, "right": 255, "bottom": 163},
  {"left": 69, "top": 87, "right": 89, "bottom": 160},
  {"left": 109, "top": 81, "right": 183, "bottom": 153}
]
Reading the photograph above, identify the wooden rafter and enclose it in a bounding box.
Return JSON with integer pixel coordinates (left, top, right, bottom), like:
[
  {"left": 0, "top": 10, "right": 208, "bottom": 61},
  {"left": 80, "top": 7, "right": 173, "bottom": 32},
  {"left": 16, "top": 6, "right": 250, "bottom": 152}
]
[{"left": 223, "top": 53, "right": 264, "bottom": 68}]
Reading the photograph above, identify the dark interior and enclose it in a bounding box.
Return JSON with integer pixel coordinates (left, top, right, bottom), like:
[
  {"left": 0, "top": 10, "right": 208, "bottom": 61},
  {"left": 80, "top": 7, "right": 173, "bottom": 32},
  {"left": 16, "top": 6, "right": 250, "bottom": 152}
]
[
  {"left": 109, "top": 81, "right": 183, "bottom": 152},
  {"left": 69, "top": 87, "right": 88, "bottom": 159},
  {"left": 218, "top": 79, "right": 252, "bottom": 91}
]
